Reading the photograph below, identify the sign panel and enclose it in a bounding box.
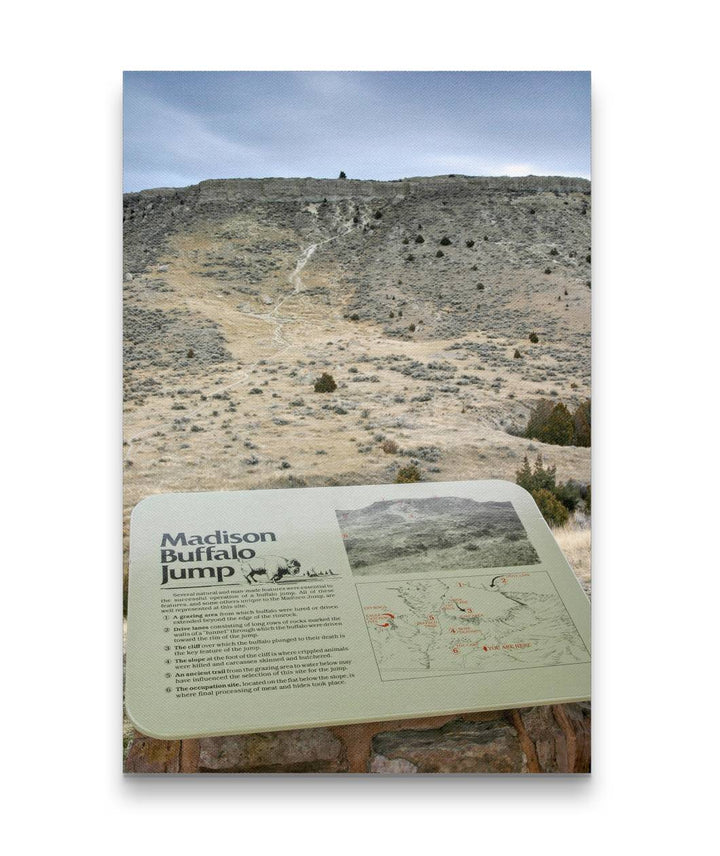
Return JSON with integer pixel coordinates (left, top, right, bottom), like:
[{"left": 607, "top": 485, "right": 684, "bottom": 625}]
[{"left": 125, "top": 480, "right": 590, "bottom": 739}]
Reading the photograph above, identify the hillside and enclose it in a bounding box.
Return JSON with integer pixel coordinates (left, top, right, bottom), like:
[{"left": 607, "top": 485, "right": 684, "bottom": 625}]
[{"left": 123, "top": 175, "right": 591, "bottom": 527}]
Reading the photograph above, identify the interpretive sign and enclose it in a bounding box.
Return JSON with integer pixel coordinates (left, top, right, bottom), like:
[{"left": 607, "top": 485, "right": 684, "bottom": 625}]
[{"left": 125, "top": 480, "right": 591, "bottom": 739}]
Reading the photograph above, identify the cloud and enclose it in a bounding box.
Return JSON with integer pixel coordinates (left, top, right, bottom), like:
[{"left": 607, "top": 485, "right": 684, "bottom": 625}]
[{"left": 125, "top": 92, "right": 262, "bottom": 178}]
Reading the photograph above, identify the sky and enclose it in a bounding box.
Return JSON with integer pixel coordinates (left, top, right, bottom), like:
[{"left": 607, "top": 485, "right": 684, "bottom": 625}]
[{"left": 123, "top": 71, "right": 590, "bottom": 193}]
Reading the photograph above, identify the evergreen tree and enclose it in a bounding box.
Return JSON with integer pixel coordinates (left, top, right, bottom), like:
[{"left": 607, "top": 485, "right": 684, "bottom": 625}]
[{"left": 573, "top": 399, "right": 591, "bottom": 447}]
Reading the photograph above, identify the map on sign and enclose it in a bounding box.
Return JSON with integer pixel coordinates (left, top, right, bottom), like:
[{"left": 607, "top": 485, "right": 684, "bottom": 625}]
[{"left": 357, "top": 572, "right": 589, "bottom": 680}]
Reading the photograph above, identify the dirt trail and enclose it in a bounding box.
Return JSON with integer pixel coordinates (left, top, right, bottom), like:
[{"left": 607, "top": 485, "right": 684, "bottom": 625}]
[
  {"left": 242, "top": 217, "right": 356, "bottom": 348},
  {"left": 127, "top": 215, "right": 357, "bottom": 448}
]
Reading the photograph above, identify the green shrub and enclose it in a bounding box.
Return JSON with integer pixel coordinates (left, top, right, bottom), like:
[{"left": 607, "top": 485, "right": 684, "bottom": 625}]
[
  {"left": 544, "top": 267, "right": 552, "bottom": 274},
  {"left": 415, "top": 234, "right": 425, "bottom": 244},
  {"left": 436, "top": 250, "right": 444, "bottom": 258},
  {"left": 531, "top": 488, "right": 570, "bottom": 527},
  {"left": 515, "top": 455, "right": 586, "bottom": 524},
  {"left": 466, "top": 239, "right": 475, "bottom": 248},
  {"left": 396, "top": 464, "right": 421, "bottom": 483},
  {"left": 529, "top": 332, "right": 539, "bottom": 343},
  {"left": 554, "top": 480, "right": 585, "bottom": 513},
  {"left": 338, "top": 171, "right": 347, "bottom": 179},
  {"left": 440, "top": 236, "right": 452, "bottom": 246},
  {"left": 313, "top": 373, "right": 337, "bottom": 393},
  {"left": 374, "top": 210, "right": 382, "bottom": 219},
  {"left": 516, "top": 454, "right": 556, "bottom": 495}
]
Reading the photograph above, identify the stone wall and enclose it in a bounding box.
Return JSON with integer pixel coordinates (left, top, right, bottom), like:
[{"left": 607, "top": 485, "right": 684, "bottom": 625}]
[{"left": 124, "top": 703, "right": 590, "bottom": 774}]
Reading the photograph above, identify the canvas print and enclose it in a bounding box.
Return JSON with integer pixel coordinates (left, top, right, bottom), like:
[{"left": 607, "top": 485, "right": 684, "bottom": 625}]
[{"left": 123, "top": 71, "right": 591, "bottom": 773}]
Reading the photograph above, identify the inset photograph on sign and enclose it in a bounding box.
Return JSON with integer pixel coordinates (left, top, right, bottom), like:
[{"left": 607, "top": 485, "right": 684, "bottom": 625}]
[{"left": 335, "top": 497, "right": 540, "bottom": 577}]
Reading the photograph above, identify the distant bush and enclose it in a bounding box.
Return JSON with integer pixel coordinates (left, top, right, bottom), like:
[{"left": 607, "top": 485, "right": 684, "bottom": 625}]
[
  {"left": 526, "top": 400, "right": 573, "bottom": 445},
  {"left": 477, "top": 283, "right": 485, "bottom": 290},
  {"left": 525, "top": 398, "right": 591, "bottom": 446},
  {"left": 440, "top": 236, "right": 452, "bottom": 246},
  {"left": 396, "top": 464, "right": 422, "bottom": 483},
  {"left": 374, "top": 210, "right": 383, "bottom": 219},
  {"left": 313, "top": 373, "right": 337, "bottom": 393},
  {"left": 550, "top": 247, "right": 559, "bottom": 256},
  {"left": 381, "top": 439, "right": 398, "bottom": 454},
  {"left": 408, "top": 323, "right": 416, "bottom": 332},
  {"left": 466, "top": 239, "right": 475, "bottom": 248},
  {"left": 514, "top": 349, "right": 522, "bottom": 359},
  {"left": 415, "top": 234, "right": 425, "bottom": 244},
  {"left": 402, "top": 237, "right": 409, "bottom": 244},
  {"left": 338, "top": 171, "right": 347, "bottom": 179},
  {"left": 436, "top": 250, "right": 444, "bottom": 258},
  {"left": 529, "top": 332, "right": 539, "bottom": 343},
  {"left": 573, "top": 399, "right": 591, "bottom": 447},
  {"left": 405, "top": 254, "right": 415, "bottom": 262},
  {"left": 544, "top": 267, "right": 552, "bottom": 274}
]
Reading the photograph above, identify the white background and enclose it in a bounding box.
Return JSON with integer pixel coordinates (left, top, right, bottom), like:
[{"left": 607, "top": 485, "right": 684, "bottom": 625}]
[{"left": 2, "top": 2, "right": 716, "bottom": 853}]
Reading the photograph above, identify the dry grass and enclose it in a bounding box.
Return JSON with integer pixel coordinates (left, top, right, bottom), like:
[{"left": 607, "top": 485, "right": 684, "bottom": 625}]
[{"left": 552, "top": 517, "right": 591, "bottom": 597}]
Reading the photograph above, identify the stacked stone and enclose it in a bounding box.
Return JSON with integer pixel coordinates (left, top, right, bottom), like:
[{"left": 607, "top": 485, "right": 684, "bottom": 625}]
[{"left": 124, "top": 702, "right": 590, "bottom": 774}]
